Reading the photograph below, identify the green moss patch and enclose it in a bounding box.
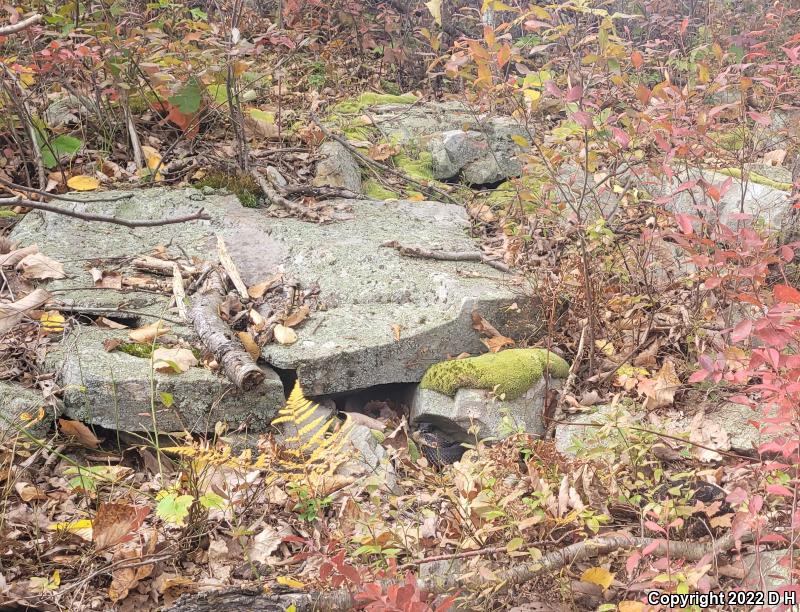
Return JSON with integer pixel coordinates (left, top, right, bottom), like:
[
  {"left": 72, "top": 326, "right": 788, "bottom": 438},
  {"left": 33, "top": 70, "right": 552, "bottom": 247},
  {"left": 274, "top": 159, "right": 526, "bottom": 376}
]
[
  {"left": 363, "top": 179, "right": 400, "bottom": 200},
  {"left": 716, "top": 167, "right": 792, "bottom": 191},
  {"left": 194, "top": 170, "right": 261, "bottom": 207},
  {"left": 421, "top": 348, "right": 570, "bottom": 400},
  {"left": 393, "top": 151, "right": 433, "bottom": 182},
  {"left": 332, "top": 92, "right": 418, "bottom": 115},
  {"left": 117, "top": 342, "right": 157, "bottom": 358}
]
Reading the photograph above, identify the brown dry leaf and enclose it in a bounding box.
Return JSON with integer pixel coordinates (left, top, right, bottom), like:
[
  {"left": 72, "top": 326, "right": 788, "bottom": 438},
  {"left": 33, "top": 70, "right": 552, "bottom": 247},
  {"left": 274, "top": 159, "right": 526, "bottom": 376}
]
[
  {"left": 763, "top": 149, "right": 787, "bottom": 167},
  {"left": 152, "top": 347, "right": 198, "bottom": 373},
  {"left": 128, "top": 321, "right": 170, "bottom": 344},
  {"left": 96, "top": 317, "right": 128, "bottom": 329},
  {"left": 107, "top": 528, "right": 156, "bottom": 601},
  {"left": 247, "top": 274, "right": 282, "bottom": 299},
  {"left": 16, "top": 253, "right": 65, "bottom": 280},
  {"left": 368, "top": 142, "right": 398, "bottom": 161},
  {"left": 0, "top": 244, "right": 38, "bottom": 268},
  {"left": 0, "top": 288, "right": 51, "bottom": 334},
  {"left": 283, "top": 304, "right": 310, "bottom": 327},
  {"left": 248, "top": 524, "right": 292, "bottom": 565},
  {"left": 15, "top": 482, "right": 46, "bottom": 502},
  {"left": 90, "top": 268, "right": 123, "bottom": 289},
  {"left": 237, "top": 331, "right": 261, "bottom": 360},
  {"left": 103, "top": 338, "right": 123, "bottom": 352},
  {"left": 58, "top": 419, "right": 101, "bottom": 448},
  {"left": 391, "top": 323, "right": 402, "bottom": 341},
  {"left": 482, "top": 335, "right": 515, "bottom": 352},
  {"left": 93, "top": 503, "right": 150, "bottom": 550},
  {"left": 642, "top": 359, "right": 681, "bottom": 410},
  {"left": 274, "top": 324, "right": 297, "bottom": 345}
]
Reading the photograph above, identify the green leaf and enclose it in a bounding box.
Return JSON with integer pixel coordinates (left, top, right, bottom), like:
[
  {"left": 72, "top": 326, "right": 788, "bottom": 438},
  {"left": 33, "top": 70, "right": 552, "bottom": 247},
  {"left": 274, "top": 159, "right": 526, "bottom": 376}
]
[
  {"left": 40, "top": 135, "right": 83, "bottom": 169},
  {"left": 506, "top": 537, "right": 524, "bottom": 552},
  {"left": 169, "top": 77, "right": 204, "bottom": 115},
  {"left": 159, "top": 391, "right": 174, "bottom": 408},
  {"left": 156, "top": 492, "right": 194, "bottom": 526},
  {"left": 199, "top": 492, "right": 226, "bottom": 510}
]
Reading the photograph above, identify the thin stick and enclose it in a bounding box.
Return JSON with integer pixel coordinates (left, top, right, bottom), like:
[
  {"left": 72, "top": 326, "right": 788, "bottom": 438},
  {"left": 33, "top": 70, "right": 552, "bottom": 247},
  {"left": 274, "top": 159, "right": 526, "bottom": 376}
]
[
  {"left": 0, "top": 13, "right": 42, "bottom": 35},
  {"left": 172, "top": 264, "right": 188, "bottom": 321},
  {"left": 250, "top": 168, "right": 322, "bottom": 221},
  {"left": 0, "top": 177, "right": 133, "bottom": 202},
  {"left": 216, "top": 234, "right": 249, "bottom": 299},
  {"left": 0, "top": 196, "right": 209, "bottom": 228},
  {"left": 310, "top": 112, "right": 458, "bottom": 204},
  {"left": 546, "top": 323, "right": 586, "bottom": 438},
  {"left": 381, "top": 240, "right": 512, "bottom": 273}
]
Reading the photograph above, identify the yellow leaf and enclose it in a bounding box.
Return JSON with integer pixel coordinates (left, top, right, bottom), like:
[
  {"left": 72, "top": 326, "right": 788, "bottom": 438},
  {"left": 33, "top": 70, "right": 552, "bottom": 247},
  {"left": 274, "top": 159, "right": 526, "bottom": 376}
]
[
  {"left": 581, "top": 566, "right": 614, "bottom": 590},
  {"left": 237, "top": 331, "right": 261, "bottom": 360},
  {"left": 618, "top": 601, "right": 645, "bottom": 612},
  {"left": 511, "top": 134, "right": 530, "bottom": 148},
  {"left": 67, "top": 175, "right": 100, "bottom": 191},
  {"left": 49, "top": 519, "right": 94, "bottom": 541},
  {"left": 141, "top": 145, "right": 164, "bottom": 181},
  {"left": 40, "top": 310, "right": 65, "bottom": 333},
  {"left": 424, "top": 0, "right": 442, "bottom": 25},
  {"left": 276, "top": 576, "right": 305, "bottom": 589}
]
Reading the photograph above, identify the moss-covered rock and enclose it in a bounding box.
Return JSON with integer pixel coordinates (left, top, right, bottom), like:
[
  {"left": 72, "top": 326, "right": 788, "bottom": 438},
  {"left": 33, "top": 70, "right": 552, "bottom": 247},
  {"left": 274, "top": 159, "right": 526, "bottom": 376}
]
[
  {"left": 393, "top": 151, "right": 434, "bottom": 182},
  {"left": 420, "top": 348, "right": 570, "bottom": 400},
  {"left": 332, "top": 92, "right": 418, "bottom": 115},
  {"left": 363, "top": 179, "right": 400, "bottom": 200},
  {"left": 194, "top": 171, "right": 261, "bottom": 207}
]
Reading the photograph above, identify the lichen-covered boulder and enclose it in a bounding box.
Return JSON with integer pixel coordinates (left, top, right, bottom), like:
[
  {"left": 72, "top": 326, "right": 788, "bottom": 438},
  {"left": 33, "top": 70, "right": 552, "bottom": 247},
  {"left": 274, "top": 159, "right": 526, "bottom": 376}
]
[
  {"left": 420, "top": 348, "right": 569, "bottom": 400},
  {"left": 312, "top": 141, "right": 362, "bottom": 193}
]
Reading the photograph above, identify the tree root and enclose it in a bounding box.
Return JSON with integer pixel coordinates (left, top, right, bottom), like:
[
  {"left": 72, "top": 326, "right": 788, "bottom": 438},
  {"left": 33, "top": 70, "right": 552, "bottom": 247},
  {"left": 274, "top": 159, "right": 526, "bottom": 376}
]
[{"left": 381, "top": 240, "right": 512, "bottom": 273}]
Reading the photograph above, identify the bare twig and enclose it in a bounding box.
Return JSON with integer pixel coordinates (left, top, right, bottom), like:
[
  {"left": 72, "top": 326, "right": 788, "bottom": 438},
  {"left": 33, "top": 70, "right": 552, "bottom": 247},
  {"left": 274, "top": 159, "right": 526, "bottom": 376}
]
[
  {"left": 0, "top": 196, "right": 210, "bottom": 228},
  {"left": 0, "top": 177, "right": 134, "bottom": 202},
  {"left": 310, "top": 112, "right": 458, "bottom": 204},
  {"left": 0, "top": 13, "right": 42, "bottom": 35},
  {"left": 250, "top": 168, "right": 322, "bottom": 221},
  {"left": 280, "top": 184, "right": 365, "bottom": 200},
  {"left": 381, "top": 240, "right": 512, "bottom": 273},
  {"left": 546, "top": 323, "right": 586, "bottom": 438}
]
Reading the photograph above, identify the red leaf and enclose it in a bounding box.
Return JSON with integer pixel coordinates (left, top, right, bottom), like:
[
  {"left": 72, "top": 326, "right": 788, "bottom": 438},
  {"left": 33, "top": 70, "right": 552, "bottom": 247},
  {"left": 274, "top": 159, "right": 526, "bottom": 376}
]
[
  {"left": 642, "top": 540, "right": 660, "bottom": 555},
  {"left": 572, "top": 111, "right": 593, "bottom": 129},
  {"left": 781, "top": 245, "right": 794, "bottom": 263},
  {"left": 675, "top": 213, "right": 694, "bottom": 234},
  {"left": 566, "top": 85, "right": 583, "bottom": 102},
  {"left": 631, "top": 50, "right": 643, "bottom": 69},
  {"left": 679, "top": 17, "right": 688, "bottom": 34},
  {"left": 774, "top": 284, "right": 800, "bottom": 304},
  {"left": 611, "top": 127, "right": 630, "bottom": 148},
  {"left": 730, "top": 320, "right": 752, "bottom": 343},
  {"left": 747, "top": 111, "right": 771, "bottom": 126},
  {"left": 644, "top": 520, "right": 666, "bottom": 535},
  {"left": 766, "top": 484, "right": 793, "bottom": 496}
]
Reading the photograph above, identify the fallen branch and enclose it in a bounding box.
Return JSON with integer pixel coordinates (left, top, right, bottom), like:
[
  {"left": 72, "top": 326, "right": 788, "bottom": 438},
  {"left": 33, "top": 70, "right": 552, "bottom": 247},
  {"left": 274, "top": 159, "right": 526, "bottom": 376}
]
[
  {"left": 310, "top": 112, "right": 458, "bottom": 205},
  {"left": 280, "top": 184, "right": 365, "bottom": 200},
  {"left": 166, "top": 532, "right": 750, "bottom": 612},
  {"left": 188, "top": 269, "right": 265, "bottom": 391},
  {"left": 0, "top": 196, "right": 210, "bottom": 228},
  {"left": 381, "top": 240, "right": 512, "bottom": 273},
  {"left": 0, "top": 13, "right": 42, "bottom": 35},
  {"left": 250, "top": 168, "right": 322, "bottom": 221},
  {"left": 133, "top": 256, "right": 197, "bottom": 277},
  {"left": 0, "top": 177, "right": 133, "bottom": 202}
]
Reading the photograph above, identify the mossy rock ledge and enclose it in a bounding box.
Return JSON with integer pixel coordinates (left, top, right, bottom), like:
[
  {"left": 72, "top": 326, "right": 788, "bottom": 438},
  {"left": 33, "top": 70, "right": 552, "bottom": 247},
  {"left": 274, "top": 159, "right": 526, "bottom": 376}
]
[
  {"left": 412, "top": 349, "right": 570, "bottom": 440},
  {"left": 420, "top": 348, "right": 569, "bottom": 400}
]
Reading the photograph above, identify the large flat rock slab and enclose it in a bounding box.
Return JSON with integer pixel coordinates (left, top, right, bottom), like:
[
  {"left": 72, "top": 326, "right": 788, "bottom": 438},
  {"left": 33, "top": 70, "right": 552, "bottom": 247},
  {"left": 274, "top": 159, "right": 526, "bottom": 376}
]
[
  {"left": 45, "top": 327, "right": 284, "bottom": 432},
  {"left": 12, "top": 188, "right": 540, "bottom": 396}
]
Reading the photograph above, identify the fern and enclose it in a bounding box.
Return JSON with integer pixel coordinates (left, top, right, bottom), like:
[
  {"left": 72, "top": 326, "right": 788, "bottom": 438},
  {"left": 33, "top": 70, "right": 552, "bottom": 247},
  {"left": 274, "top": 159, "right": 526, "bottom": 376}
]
[{"left": 162, "top": 381, "right": 354, "bottom": 482}]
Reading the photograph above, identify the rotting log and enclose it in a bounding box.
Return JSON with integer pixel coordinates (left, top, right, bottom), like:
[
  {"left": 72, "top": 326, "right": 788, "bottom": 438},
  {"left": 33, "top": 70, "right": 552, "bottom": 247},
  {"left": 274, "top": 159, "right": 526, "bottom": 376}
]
[{"left": 188, "top": 269, "right": 265, "bottom": 391}]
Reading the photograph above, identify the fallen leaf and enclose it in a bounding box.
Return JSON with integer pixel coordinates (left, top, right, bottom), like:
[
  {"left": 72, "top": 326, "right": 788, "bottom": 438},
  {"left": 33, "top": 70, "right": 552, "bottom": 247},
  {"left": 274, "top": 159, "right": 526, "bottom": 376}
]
[
  {"left": 40, "top": 310, "right": 65, "bottom": 334},
  {"left": 391, "top": 323, "right": 402, "bottom": 341},
  {"left": 141, "top": 146, "right": 163, "bottom": 181},
  {"left": 471, "top": 311, "right": 514, "bottom": 351},
  {"left": 763, "top": 149, "right": 787, "bottom": 167},
  {"left": 247, "top": 274, "right": 282, "bottom": 299},
  {"left": 0, "top": 288, "right": 51, "bottom": 334},
  {"left": 619, "top": 601, "right": 646, "bottom": 612},
  {"left": 274, "top": 324, "right": 297, "bottom": 345},
  {"left": 67, "top": 175, "right": 100, "bottom": 191},
  {"left": 237, "top": 331, "right": 261, "bottom": 360},
  {"left": 641, "top": 359, "right": 680, "bottom": 410},
  {"left": 248, "top": 524, "right": 292, "bottom": 564},
  {"left": 581, "top": 566, "right": 614, "bottom": 590},
  {"left": 103, "top": 338, "right": 123, "bottom": 352},
  {"left": 152, "top": 347, "right": 198, "bottom": 373},
  {"left": 48, "top": 519, "right": 93, "bottom": 541},
  {"left": 481, "top": 334, "right": 515, "bottom": 352},
  {"left": 128, "top": 321, "right": 170, "bottom": 344},
  {"left": 15, "top": 482, "right": 46, "bottom": 502},
  {"left": 90, "top": 268, "right": 122, "bottom": 289},
  {"left": 283, "top": 304, "right": 310, "bottom": 327},
  {"left": 276, "top": 576, "right": 305, "bottom": 589},
  {"left": 93, "top": 503, "right": 150, "bottom": 550},
  {"left": 59, "top": 419, "right": 101, "bottom": 448},
  {"left": 16, "top": 252, "right": 66, "bottom": 280},
  {"left": 96, "top": 317, "right": 128, "bottom": 329}
]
